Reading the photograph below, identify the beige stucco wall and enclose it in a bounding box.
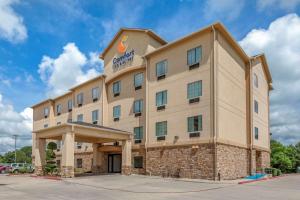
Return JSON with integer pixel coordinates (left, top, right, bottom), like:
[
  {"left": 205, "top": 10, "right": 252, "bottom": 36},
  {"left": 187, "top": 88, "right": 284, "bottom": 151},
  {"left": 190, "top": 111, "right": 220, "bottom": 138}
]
[
  {"left": 252, "top": 59, "right": 270, "bottom": 149},
  {"left": 72, "top": 78, "right": 104, "bottom": 125},
  {"left": 216, "top": 33, "right": 247, "bottom": 146},
  {"left": 105, "top": 68, "right": 146, "bottom": 146},
  {"left": 33, "top": 101, "right": 54, "bottom": 131},
  {"left": 104, "top": 31, "right": 164, "bottom": 82},
  {"left": 147, "top": 31, "right": 212, "bottom": 146},
  {"left": 53, "top": 94, "right": 72, "bottom": 125}
]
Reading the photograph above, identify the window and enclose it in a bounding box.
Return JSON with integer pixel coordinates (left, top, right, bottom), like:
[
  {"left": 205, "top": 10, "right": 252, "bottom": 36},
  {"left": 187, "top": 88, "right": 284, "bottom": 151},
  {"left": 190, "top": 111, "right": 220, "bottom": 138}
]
[
  {"left": 113, "top": 105, "right": 121, "bottom": 120},
  {"left": 92, "top": 110, "right": 99, "bottom": 124},
  {"left": 187, "top": 46, "right": 201, "bottom": 66},
  {"left": 134, "top": 73, "right": 143, "bottom": 89},
  {"left": 44, "top": 107, "right": 49, "bottom": 118},
  {"left": 76, "top": 158, "right": 82, "bottom": 168},
  {"left": 254, "top": 100, "right": 259, "bottom": 113},
  {"left": 57, "top": 122, "right": 61, "bottom": 125},
  {"left": 156, "top": 121, "right": 167, "bottom": 137},
  {"left": 134, "top": 126, "right": 143, "bottom": 140},
  {"left": 113, "top": 81, "right": 121, "bottom": 96},
  {"left": 44, "top": 124, "right": 48, "bottom": 128},
  {"left": 133, "top": 99, "right": 143, "bottom": 115},
  {"left": 77, "top": 114, "right": 83, "bottom": 122},
  {"left": 56, "top": 160, "right": 60, "bottom": 168},
  {"left": 77, "top": 142, "right": 82, "bottom": 149},
  {"left": 92, "top": 87, "right": 100, "bottom": 101},
  {"left": 253, "top": 73, "right": 258, "bottom": 88},
  {"left": 68, "top": 100, "right": 72, "bottom": 112},
  {"left": 187, "top": 80, "right": 202, "bottom": 100},
  {"left": 134, "top": 156, "right": 143, "bottom": 168},
  {"left": 255, "top": 127, "right": 259, "bottom": 140},
  {"left": 57, "top": 141, "right": 62, "bottom": 150},
  {"left": 156, "top": 60, "right": 167, "bottom": 79},
  {"left": 56, "top": 104, "right": 62, "bottom": 115},
  {"left": 77, "top": 93, "right": 83, "bottom": 106},
  {"left": 188, "top": 115, "right": 202, "bottom": 133},
  {"left": 156, "top": 90, "right": 167, "bottom": 109}
]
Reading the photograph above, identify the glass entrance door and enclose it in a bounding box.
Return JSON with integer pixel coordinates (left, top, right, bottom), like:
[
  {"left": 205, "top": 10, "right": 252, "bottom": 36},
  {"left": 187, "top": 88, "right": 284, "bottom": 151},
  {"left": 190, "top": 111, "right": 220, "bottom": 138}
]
[{"left": 108, "top": 154, "right": 121, "bottom": 173}]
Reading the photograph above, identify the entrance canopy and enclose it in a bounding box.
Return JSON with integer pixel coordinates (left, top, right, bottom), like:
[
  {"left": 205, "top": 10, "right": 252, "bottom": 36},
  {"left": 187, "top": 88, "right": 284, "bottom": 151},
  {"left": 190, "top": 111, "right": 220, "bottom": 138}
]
[
  {"left": 34, "top": 121, "right": 132, "bottom": 143},
  {"left": 33, "top": 122, "right": 132, "bottom": 177}
]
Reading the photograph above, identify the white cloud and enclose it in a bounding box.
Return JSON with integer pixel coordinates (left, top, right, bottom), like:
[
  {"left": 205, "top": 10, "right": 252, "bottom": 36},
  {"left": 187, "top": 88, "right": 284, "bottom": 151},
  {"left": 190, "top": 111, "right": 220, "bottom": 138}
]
[
  {"left": 88, "top": 52, "right": 103, "bottom": 71},
  {"left": 38, "top": 43, "right": 103, "bottom": 97},
  {"left": 0, "top": 0, "right": 27, "bottom": 43},
  {"left": 257, "top": 0, "right": 300, "bottom": 11},
  {"left": 240, "top": 13, "right": 300, "bottom": 144},
  {"left": 0, "top": 94, "right": 32, "bottom": 154},
  {"left": 204, "top": 0, "right": 245, "bottom": 21}
]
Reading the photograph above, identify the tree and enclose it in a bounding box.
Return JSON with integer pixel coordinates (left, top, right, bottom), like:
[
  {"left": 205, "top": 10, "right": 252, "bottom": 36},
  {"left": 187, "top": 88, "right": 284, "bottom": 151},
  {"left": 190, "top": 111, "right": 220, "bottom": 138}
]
[
  {"left": 0, "top": 146, "right": 32, "bottom": 163},
  {"left": 270, "top": 139, "right": 300, "bottom": 173},
  {"left": 44, "top": 142, "right": 58, "bottom": 175}
]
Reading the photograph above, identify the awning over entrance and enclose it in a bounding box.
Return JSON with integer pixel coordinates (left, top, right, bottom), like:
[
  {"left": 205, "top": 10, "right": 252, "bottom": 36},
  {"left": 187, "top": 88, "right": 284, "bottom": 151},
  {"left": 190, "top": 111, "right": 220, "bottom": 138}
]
[
  {"left": 35, "top": 121, "right": 132, "bottom": 142},
  {"left": 33, "top": 122, "right": 132, "bottom": 177}
]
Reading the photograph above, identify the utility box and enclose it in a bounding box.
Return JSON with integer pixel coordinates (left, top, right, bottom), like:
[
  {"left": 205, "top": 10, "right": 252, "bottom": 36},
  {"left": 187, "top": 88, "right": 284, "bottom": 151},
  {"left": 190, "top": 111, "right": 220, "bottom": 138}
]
[{"left": 297, "top": 167, "right": 300, "bottom": 173}]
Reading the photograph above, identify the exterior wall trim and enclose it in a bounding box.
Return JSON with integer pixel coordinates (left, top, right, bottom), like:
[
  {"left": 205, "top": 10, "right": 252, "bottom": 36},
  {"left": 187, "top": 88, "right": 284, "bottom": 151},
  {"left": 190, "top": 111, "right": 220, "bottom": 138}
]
[
  {"left": 146, "top": 140, "right": 249, "bottom": 150},
  {"left": 105, "top": 64, "right": 146, "bottom": 84}
]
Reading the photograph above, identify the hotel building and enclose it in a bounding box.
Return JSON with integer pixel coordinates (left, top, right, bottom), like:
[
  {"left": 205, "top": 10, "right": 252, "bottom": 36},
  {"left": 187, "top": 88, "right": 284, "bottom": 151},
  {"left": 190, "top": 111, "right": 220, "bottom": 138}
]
[{"left": 31, "top": 22, "right": 273, "bottom": 180}]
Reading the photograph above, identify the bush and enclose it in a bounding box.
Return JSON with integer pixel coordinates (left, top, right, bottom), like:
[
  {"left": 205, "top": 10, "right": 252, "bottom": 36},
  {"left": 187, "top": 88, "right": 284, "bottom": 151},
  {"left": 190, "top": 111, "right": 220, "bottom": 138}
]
[
  {"left": 265, "top": 168, "right": 273, "bottom": 174},
  {"left": 272, "top": 168, "right": 277, "bottom": 176},
  {"left": 277, "top": 169, "right": 282, "bottom": 176},
  {"left": 265, "top": 167, "right": 282, "bottom": 176},
  {"left": 18, "top": 167, "right": 28, "bottom": 174}
]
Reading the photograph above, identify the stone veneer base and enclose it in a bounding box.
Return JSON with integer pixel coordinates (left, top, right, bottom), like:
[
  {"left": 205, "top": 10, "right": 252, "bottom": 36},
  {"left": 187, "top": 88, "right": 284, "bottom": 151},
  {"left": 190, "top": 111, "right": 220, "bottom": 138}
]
[
  {"left": 146, "top": 144, "right": 215, "bottom": 180},
  {"left": 216, "top": 144, "right": 249, "bottom": 180},
  {"left": 34, "top": 166, "right": 44, "bottom": 176},
  {"left": 61, "top": 166, "right": 74, "bottom": 178},
  {"left": 122, "top": 166, "right": 131, "bottom": 175}
]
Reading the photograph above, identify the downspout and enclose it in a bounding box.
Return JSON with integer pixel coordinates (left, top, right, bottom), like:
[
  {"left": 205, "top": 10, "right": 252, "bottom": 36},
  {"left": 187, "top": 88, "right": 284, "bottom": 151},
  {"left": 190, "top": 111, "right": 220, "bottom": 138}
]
[
  {"left": 144, "top": 57, "right": 149, "bottom": 176},
  {"left": 249, "top": 59, "right": 253, "bottom": 175},
  {"left": 211, "top": 25, "right": 218, "bottom": 180},
  {"left": 102, "top": 79, "right": 104, "bottom": 126}
]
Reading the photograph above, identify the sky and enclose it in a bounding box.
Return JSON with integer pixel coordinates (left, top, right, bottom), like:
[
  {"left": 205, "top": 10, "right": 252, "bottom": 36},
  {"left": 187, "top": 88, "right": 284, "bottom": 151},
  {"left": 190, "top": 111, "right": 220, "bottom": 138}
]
[{"left": 0, "top": 0, "right": 300, "bottom": 154}]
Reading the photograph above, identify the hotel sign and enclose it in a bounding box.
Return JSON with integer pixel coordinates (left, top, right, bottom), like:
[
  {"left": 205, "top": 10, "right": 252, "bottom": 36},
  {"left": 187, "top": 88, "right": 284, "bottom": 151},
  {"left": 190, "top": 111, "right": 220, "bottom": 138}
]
[{"left": 113, "top": 35, "right": 135, "bottom": 71}]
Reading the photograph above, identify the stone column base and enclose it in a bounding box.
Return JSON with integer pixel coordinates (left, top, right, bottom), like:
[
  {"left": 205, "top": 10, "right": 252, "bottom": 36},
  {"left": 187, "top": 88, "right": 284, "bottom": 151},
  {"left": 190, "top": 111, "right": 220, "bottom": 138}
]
[
  {"left": 35, "top": 166, "right": 44, "bottom": 176},
  {"left": 92, "top": 166, "right": 101, "bottom": 174},
  {"left": 61, "top": 166, "right": 74, "bottom": 178},
  {"left": 122, "top": 166, "right": 131, "bottom": 175}
]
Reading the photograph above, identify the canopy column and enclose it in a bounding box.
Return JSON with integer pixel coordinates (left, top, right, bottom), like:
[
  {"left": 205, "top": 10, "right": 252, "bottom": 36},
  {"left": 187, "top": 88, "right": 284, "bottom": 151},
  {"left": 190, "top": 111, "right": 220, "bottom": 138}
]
[
  {"left": 121, "top": 139, "right": 132, "bottom": 175},
  {"left": 61, "top": 131, "right": 75, "bottom": 178},
  {"left": 92, "top": 143, "right": 104, "bottom": 174},
  {"left": 34, "top": 138, "right": 46, "bottom": 176}
]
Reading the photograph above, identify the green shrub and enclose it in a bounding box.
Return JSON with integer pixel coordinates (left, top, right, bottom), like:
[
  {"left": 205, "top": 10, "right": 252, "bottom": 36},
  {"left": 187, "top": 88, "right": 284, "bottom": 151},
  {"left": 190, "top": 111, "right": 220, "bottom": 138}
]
[
  {"left": 265, "top": 168, "right": 273, "bottom": 174},
  {"left": 271, "top": 168, "right": 278, "bottom": 176},
  {"left": 18, "top": 167, "right": 27, "bottom": 174},
  {"left": 277, "top": 169, "right": 282, "bottom": 176},
  {"left": 270, "top": 168, "right": 282, "bottom": 176}
]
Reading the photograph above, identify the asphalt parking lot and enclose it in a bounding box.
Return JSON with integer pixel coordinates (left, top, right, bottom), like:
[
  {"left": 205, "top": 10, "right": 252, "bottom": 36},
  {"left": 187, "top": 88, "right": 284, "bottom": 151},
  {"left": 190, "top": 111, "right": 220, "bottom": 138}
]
[{"left": 0, "top": 174, "right": 299, "bottom": 200}]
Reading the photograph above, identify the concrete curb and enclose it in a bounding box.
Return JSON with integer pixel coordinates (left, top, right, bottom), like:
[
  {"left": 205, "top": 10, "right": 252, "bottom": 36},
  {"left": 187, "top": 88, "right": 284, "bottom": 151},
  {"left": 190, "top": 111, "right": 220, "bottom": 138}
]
[
  {"left": 238, "top": 176, "right": 281, "bottom": 184},
  {"left": 30, "top": 175, "right": 62, "bottom": 181}
]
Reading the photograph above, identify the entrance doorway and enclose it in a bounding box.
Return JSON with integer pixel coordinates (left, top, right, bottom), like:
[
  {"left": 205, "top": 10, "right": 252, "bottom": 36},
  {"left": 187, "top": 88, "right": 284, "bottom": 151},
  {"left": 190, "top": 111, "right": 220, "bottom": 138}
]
[{"left": 108, "top": 154, "right": 121, "bottom": 173}]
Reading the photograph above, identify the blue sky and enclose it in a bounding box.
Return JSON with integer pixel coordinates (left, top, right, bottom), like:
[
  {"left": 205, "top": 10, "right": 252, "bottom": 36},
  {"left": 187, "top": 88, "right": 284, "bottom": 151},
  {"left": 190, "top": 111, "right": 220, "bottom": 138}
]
[{"left": 0, "top": 0, "right": 300, "bottom": 153}]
